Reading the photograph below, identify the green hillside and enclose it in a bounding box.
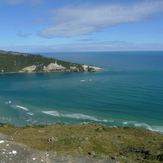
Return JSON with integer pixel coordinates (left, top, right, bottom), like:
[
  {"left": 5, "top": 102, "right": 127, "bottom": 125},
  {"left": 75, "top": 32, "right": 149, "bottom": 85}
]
[{"left": 0, "top": 50, "right": 84, "bottom": 73}]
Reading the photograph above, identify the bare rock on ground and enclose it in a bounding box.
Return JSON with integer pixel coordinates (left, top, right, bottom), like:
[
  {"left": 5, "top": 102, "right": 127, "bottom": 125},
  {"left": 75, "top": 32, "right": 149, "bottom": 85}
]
[
  {"left": 0, "top": 132, "right": 113, "bottom": 163},
  {"left": 0, "top": 132, "right": 13, "bottom": 141}
]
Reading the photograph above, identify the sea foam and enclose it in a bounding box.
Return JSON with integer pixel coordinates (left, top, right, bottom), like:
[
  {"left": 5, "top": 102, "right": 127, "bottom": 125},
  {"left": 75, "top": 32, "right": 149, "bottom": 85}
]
[
  {"left": 25, "top": 118, "right": 37, "bottom": 124},
  {"left": 5, "top": 101, "right": 12, "bottom": 105},
  {"left": 15, "top": 105, "right": 29, "bottom": 111},
  {"left": 134, "top": 123, "right": 163, "bottom": 133},
  {"left": 42, "top": 111, "right": 108, "bottom": 122},
  {"left": 42, "top": 111, "right": 60, "bottom": 117},
  {"left": 26, "top": 112, "right": 34, "bottom": 116},
  {"left": 122, "top": 121, "right": 163, "bottom": 133}
]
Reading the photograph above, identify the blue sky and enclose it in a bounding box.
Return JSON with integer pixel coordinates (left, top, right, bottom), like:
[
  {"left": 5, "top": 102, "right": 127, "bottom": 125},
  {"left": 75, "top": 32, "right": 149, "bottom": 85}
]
[{"left": 0, "top": 0, "right": 163, "bottom": 52}]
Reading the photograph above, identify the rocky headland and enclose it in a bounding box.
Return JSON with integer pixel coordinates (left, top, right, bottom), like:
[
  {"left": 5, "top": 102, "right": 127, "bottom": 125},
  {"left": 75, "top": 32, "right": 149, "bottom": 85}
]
[{"left": 0, "top": 50, "right": 102, "bottom": 73}]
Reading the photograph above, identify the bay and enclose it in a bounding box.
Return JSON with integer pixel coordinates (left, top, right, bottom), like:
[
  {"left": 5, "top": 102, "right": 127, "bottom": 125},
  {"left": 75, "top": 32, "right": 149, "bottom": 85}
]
[{"left": 0, "top": 51, "right": 163, "bottom": 133}]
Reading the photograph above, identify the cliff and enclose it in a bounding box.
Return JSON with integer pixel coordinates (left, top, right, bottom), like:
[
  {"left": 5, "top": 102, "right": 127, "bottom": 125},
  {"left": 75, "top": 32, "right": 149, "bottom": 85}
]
[{"left": 0, "top": 50, "right": 102, "bottom": 73}]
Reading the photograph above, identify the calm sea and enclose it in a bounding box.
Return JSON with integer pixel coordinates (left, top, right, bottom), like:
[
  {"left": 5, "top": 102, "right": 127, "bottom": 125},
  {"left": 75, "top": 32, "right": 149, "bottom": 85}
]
[{"left": 0, "top": 51, "right": 163, "bottom": 133}]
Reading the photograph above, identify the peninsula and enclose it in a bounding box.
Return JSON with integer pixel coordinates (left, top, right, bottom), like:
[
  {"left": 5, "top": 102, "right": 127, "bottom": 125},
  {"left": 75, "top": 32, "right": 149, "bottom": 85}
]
[{"left": 0, "top": 50, "right": 102, "bottom": 73}]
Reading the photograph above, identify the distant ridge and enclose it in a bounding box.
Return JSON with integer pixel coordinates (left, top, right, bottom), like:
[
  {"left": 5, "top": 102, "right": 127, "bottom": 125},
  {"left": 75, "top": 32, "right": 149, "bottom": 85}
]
[{"left": 0, "top": 50, "right": 102, "bottom": 73}]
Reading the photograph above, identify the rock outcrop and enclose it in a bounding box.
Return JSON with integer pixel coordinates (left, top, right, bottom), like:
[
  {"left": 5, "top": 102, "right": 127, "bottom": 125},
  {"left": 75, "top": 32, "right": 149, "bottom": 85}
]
[
  {"left": 82, "top": 65, "right": 102, "bottom": 72},
  {"left": 0, "top": 50, "right": 103, "bottom": 73},
  {"left": 20, "top": 65, "right": 37, "bottom": 72},
  {"left": 20, "top": 63, "right": 102, "bottom": 73},
  {"left": 43, "top": 62, "right": 66, "bottom": 72}
]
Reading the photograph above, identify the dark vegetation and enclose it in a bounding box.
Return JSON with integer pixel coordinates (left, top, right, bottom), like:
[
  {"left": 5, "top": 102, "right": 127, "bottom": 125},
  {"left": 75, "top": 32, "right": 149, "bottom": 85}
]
[{"left": 0, "top": 50, "right": 83, "bottom": 72}]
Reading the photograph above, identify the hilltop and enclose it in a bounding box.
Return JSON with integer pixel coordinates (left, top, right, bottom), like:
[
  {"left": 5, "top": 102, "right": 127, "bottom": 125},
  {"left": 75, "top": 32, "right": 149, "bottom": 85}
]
[
  {"left": 0, "top": 122, "right": 163, "bottom": 163},
  {"left": 0, "top": 50, "right": 101, "bottom": 73}
]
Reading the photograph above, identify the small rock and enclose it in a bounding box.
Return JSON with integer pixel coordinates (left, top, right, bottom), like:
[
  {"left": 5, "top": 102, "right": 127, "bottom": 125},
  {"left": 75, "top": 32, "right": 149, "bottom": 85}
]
[
  {"left": 84, "top": 137, "right": 89, "bottom": 141},
  {"left": 95, "top": 127, "right": 104, "bottom": 132},
  {"left": 111, "top": 156, "right": 117, "bottom": 159},
  {"left": 12, "top": 150, "right": 17, "bottom": 155},
  {"left": 48, "top": 137, "right": 58, "bottom": 142},
  {"left": 88, "top": 151, "right": 96, "bottom": 156},
  {"left": 0, "top": 140, "right": 5, "bottom": 144}
]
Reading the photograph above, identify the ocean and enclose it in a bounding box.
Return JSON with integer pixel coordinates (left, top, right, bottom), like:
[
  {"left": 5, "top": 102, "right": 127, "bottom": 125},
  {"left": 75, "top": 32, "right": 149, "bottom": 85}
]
[{"left": 0, "top": 51, "right": 163, "bottom": 133}]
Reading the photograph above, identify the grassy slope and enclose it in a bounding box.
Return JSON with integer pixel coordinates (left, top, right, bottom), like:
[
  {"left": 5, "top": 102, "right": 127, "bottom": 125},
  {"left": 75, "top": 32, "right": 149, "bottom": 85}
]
[
  {"left": 0, "top": 122, "right": 163, "bottom": 163},
  {"left": 0, "top": 51, "right": 83, "bottom": 72}
]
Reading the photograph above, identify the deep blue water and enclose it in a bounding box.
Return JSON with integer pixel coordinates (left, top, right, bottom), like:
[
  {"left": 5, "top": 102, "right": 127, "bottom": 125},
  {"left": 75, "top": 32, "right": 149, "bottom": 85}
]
[{"left": 0, "top": 51, "right": 163, "bottom": 133}]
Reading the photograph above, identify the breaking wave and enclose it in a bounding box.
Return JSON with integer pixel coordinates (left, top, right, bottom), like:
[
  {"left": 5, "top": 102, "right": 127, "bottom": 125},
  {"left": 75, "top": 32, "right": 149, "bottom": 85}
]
[
  {"left": 26, "top": 112, "right": 34, "bottom": 116},
  {"left": 134, "top": 123, "right": 163, "bottom": 133},
  {"left": 122, "top": 121, "right": 163, "bottom": 133},
  {"left": 10, "top": 104, "right": 29, "bottom": 112},
  {"left": 25, "top": 118, "right": 37, "bottom": 124},
  {"left": 42, "top": 111, "right": 60, "bottom": 117},
  {"left": 15, "top": 105, "right": 29, "bottom": 111},
  {"left": 42, "top": 111, "right": 108, "bottom": 122},
  {"left": 0, "top": 117, "right": 11, "bottom": 123}
]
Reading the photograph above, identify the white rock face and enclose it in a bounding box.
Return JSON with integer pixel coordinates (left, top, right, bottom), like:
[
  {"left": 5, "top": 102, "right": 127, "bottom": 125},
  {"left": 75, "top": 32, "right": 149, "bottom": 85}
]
[
  {"left": 43, "top": 63, "right": 66, "bottom": 72},
  {"left": 21, "top": 65, "right": 36, "bottom": 72},
  {"left": 82, "top": 65, "right": 102, "bottom": 71},
  {"left": 70, "top": 66, "right": 77, "bottom": 70},
  {"left": 82, "top": 65, "right": 89, "bottom": 71},
  {"left": 88, "top": 65, "right": 102, "bottom": 71},
  {"left": 20, "top": 62, "right": 102, "bottom": 73}
]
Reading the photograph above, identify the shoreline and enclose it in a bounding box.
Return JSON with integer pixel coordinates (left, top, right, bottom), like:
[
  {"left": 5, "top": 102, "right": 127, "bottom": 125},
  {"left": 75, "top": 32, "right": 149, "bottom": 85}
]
[
  {"left": 0, "top": 119, "right": 163, "bottom": 134},
  {"left": 0, "top": 67, "right": 104, "bottom": 74}
]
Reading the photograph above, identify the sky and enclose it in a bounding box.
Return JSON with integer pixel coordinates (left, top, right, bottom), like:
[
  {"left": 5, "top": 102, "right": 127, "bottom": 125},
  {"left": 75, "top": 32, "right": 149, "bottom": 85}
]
[{"left": 0, "top": 0, "right": 163, "bottom": 52}]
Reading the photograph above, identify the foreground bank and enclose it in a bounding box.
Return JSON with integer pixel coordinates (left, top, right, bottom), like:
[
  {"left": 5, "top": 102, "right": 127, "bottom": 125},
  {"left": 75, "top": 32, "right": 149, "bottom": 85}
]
[
  {"left": 0, "top": 132, "right": 112, "bottom": 163},
  {"left": 0, "top": 122, "right": 163, "bottom": 163}
]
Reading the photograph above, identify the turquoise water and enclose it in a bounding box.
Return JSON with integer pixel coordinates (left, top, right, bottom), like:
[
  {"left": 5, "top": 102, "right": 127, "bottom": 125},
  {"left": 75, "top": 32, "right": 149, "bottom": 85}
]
[{"left": 0, "top": 51, "right": 163, "bottom": 133}]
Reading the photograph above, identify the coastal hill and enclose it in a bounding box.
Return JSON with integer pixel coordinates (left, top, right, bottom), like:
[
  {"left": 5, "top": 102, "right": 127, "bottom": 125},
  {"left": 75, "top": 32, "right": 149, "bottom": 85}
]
[
  {"left": 0, "top": 50, "right": 101, "bottom": 73},
  {"left": 0, "top": 122, "right": 163, "bottom": 163}
]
